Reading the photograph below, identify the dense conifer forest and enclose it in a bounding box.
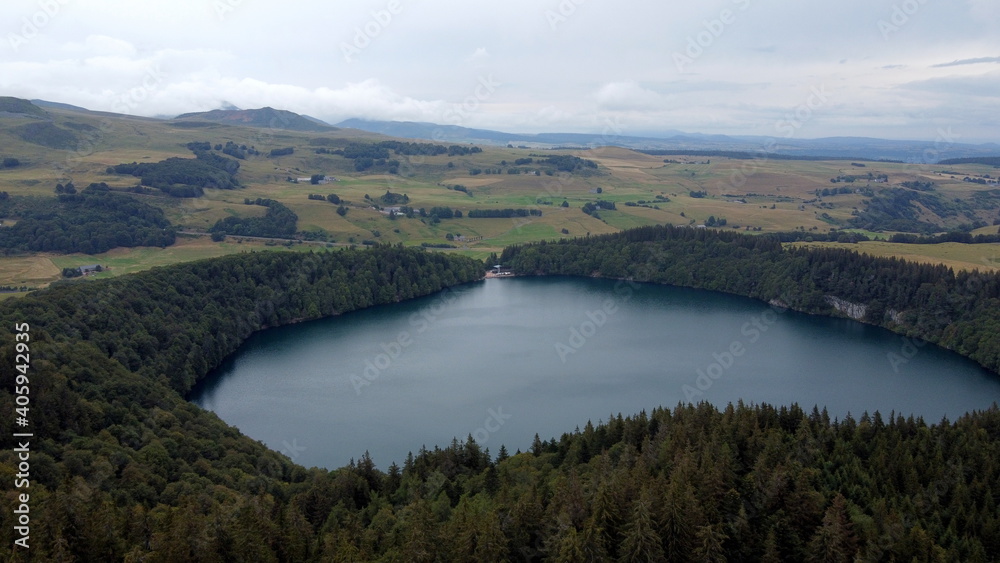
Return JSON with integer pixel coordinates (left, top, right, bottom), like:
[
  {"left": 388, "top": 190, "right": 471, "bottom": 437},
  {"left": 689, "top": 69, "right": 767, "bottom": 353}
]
[{"left": 0, "top": 233, "right": 998, "bottom": 560}]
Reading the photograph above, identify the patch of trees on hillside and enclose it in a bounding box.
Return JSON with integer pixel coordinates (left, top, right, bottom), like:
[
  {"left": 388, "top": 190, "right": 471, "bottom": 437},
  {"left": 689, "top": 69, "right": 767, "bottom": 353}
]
[
  {"left": 427, "top": 206, "right": 457, "bottom": 219},
  {"left": 222, "top": 140, "right": 254, "bottom": 159},
  {"left": 939, "top": 156, "right": 1000, "bottom": 167},
  {"left": 815, "top": 186, "right": 857, "bottom": 197},
  {"left": 0, "top": 186, "right": 175, "bottom": 254},
  {"left": 581, "top": 200, "right": 615, "bottom": 220},
  {"left": 109, "top": 151, "right": 241, "bottom": 195},
  {"left": 185, "top": 139, "right": 260, "bottom": 159},
  {"left": 542, "top": 154, "right": 598, "bottom": 173},
  {"left": 342, "top": 143, "right": 391, "bottom": 160},
  {"left": 704, "top": 215, "right": 727, "bottom": 227},
  {"left": 338, "top": 140, "right": 482, "bottom": 158},
  {"left": 307, "top": 193, "right": 343, "bottom": 205},
  {"left": 849, "top": 187, "right": 987, "bottom": 233},
  {"left": 831, "top": 173, "right": 887, "bottom": 183},
  {"left": 889, "top": 231, "right": 1000, "bottom": 244},
  {"left": 378, "top": 190, "right": 409, "bottom": 205},
  {"left": 467, "top": 208, "right": 541, "bottom": 218},
  {"left": 319, "top": 141, "right": 482, "bottom": 174},
  {"left": 209, "top": 198, "right": 297, "bottom": 238}
]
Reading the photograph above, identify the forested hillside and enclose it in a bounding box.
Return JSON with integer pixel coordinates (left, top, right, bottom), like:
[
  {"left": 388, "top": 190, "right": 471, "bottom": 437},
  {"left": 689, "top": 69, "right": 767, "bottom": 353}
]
[
  {"left": 500, "top": 225, "right": 1000, "bottom": 374},
  {"left": 0, "top": 235, "right": 998, "bottom": 560},
  {"left": 0, "top": 246, "right": 483, "bottom": 560},
  {"left": 0, "top": 187, "right": 176, "bottom": 254}
]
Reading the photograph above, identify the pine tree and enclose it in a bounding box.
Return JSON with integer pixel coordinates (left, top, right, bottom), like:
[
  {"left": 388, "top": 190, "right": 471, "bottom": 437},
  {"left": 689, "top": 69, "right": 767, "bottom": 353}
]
[
  {"left": 760, "top": 527, "right": 782, "bottom": 563},
  {"left": 484, "top": 465, "right": 500, "bottom": 496},
  {"left": 806, "top": 494, "right": 860, "bottom": 563},
  {"left": 660, "top": 478, "right": 700, "bottom": 561},
  {"left": 552, "top": 526, "right": 588, "bottom": 563},
  {"left": 617, "top": 488, "right": 665, "bottom": 562},
  {"left": 400, "top": 498, "right": 438, "bottom": 563},
  {"left": 694, "top": 524, "right": 728, "bottom": 562}
]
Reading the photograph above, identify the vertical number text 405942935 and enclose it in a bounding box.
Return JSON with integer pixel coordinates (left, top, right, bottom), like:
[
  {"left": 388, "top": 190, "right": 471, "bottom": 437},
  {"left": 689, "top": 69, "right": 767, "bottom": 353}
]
[{"left": 13, "top": 322, "right": 32, "bottom": 550}]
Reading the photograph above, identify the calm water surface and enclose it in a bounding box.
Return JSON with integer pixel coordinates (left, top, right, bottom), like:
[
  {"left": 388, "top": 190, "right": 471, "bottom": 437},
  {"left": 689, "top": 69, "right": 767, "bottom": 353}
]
[{"left": 190, "top": 277, "right": 1000, "bottom": 469}]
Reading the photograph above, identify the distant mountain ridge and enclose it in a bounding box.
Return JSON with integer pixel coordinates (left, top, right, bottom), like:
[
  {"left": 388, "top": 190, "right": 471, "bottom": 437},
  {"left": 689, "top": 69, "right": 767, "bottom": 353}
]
[
  {"left": 29, "top": 99, "right": 90, "bottom": 113},
  {"left": 335, "top": 118, "right": 684, "bottom": 148},
  {"left": 174, "top": 107, "right": 337, "bottom": 132},
  {"left": 337, "top": 118, "right": 1000, "bottom": 163},
  {"left": 4, "top": 96, "right": 997, "bottom": 162}
]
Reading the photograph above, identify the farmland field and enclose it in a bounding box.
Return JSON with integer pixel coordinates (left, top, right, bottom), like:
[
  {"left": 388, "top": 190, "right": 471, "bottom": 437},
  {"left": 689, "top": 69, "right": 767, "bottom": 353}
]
[
  {"left": 2, "top": 104, "right": 999, "bottom": 288},
  {"left": 791, "top": 240, "right": 1000, "bottom": 272}
]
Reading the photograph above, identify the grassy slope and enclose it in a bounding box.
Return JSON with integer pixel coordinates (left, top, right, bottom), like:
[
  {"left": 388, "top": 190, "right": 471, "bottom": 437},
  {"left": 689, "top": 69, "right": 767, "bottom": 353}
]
[
  {"left": 1, "top": 104, "right": 999, "bottom": 287},
  {"left": 791, "top": 240, "right": 1000, "bottom": 272}
]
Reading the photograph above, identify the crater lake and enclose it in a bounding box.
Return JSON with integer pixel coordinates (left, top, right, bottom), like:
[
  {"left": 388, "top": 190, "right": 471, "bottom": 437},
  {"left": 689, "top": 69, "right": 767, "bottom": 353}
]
[{"left": 190, "top": 277, "right": 1000, "bottom": 469}]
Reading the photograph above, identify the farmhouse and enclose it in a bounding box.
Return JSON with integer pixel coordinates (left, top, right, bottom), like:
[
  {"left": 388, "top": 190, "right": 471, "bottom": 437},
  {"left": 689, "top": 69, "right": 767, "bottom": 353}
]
[
  {"left": 298, "top": 175, "right": 339, "bottom": 184},
  {"left": 79, "top": 264, "right": 102, "bottom": 275}
]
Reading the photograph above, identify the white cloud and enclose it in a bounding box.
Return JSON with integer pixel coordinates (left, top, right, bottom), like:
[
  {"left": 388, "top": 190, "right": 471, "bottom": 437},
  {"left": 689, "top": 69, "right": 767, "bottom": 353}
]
[
  {"left": 62, "top": 35, "right": 137, "bottom": 57},
  {"left": 465, "top": 47, "right": 490, "bottom": 64},
  {"left": 129, "top": 77, "right": 451, "bottom": 124},
  {"left": 932, "top": 56, "right": 1000, "bottom": 68},
  {"left": 595, "top": 82, "right": 664, "bottom": 111},
  {"left": 0, "top": 0, "right": 996, "bottom": 141}
]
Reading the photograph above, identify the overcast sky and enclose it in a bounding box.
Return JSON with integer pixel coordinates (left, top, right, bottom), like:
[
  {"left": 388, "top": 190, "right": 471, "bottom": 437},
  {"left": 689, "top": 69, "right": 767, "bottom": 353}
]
[{"left": 2, "top": 0, "right": 998, "bottom": 142}]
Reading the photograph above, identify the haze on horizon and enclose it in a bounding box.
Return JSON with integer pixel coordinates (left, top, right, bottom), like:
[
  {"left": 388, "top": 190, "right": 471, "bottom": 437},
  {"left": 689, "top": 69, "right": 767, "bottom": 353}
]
[{"left": 1, "top": 0, "right": 998, "bottom": 143}]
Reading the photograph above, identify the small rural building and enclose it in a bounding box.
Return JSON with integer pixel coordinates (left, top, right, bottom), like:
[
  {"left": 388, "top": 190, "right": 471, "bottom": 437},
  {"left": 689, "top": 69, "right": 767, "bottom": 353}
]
[
  {"left": 79, "top": 264, "right": 102, "bottom": 275},
  {"left": 297, "top": 176, "right": 338, "bottom": 184}
]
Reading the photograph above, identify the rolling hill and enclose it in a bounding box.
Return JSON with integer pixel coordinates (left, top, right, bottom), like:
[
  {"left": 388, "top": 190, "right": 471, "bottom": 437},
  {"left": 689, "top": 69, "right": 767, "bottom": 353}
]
[
  {"left": 174, "top": 107, "right": 337, "bottom": 132},
  {"left": 0, "top": 96, "right": 48, "bottom": 118}
]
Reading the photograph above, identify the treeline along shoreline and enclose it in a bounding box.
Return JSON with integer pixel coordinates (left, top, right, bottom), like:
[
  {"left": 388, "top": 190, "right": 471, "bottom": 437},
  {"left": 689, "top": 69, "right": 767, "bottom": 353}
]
[{"left": 500, "top": 225, "right": 1000, "bottom": 375}]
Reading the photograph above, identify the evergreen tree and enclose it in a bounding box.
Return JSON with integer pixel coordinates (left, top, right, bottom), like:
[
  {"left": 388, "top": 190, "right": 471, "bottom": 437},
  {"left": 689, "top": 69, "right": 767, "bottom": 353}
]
[
  {"left": 806, "top": 494, "right": 860, "bottom": 563},
  {"left": 618, "top": 489, "right": 665, "bottom": 562}
]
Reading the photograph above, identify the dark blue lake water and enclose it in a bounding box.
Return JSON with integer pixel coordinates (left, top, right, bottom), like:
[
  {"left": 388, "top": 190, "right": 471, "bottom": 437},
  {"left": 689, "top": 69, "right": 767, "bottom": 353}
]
[{"left": 190, "top": 277, "right": 1000, "bottom": 469}]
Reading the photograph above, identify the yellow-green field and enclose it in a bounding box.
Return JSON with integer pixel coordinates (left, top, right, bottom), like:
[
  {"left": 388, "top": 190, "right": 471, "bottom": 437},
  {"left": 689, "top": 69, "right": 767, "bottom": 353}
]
[
  {"left": 2, "top": 104, "right": 999, "bottom": 289},
  {"left": 0, "top": 236, "right": 331, "bottom": 289},
  {"left": 792, "top": 241, "right": 1000, "bottom": 272}
]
